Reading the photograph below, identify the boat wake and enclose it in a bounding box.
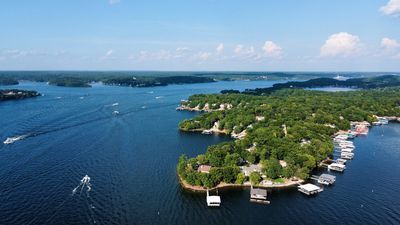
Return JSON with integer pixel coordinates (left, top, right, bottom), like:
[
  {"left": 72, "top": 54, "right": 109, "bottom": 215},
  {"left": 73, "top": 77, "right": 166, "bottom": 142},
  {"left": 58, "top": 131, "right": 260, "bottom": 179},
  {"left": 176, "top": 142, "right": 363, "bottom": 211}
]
[{"left": 72, "top": 175, "right": 92, "bottom": 196}]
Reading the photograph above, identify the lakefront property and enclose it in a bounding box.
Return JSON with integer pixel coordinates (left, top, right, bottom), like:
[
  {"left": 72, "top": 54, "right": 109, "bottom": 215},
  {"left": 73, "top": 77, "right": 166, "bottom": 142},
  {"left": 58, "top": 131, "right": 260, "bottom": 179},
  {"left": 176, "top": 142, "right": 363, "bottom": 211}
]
[{"left": 176, "top": 77, "right": 400, "bottom": 199}]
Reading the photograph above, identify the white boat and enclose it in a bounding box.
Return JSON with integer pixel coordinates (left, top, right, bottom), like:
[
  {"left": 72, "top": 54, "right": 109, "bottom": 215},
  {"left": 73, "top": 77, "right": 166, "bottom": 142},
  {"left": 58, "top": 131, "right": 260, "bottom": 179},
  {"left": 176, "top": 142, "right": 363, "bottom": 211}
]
[
  {"left": 3, "top": 135, "right": 26, "bottom": 145},
  {"left": 112, "top": 111, "right": 120, "bottom": 115},
  {"left": 112, "top": 102, "right": 119, "bottom": 106}
]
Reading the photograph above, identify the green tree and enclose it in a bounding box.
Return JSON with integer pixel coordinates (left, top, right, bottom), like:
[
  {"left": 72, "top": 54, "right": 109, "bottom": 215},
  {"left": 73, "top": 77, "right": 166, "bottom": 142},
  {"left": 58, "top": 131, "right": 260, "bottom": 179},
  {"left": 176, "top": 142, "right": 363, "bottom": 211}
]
[
  {"left": 235, "top": 173, "right": 246, "bottom": 184},
  {"left": 249, "top": 172, "right": 262, "bottom": 185}
]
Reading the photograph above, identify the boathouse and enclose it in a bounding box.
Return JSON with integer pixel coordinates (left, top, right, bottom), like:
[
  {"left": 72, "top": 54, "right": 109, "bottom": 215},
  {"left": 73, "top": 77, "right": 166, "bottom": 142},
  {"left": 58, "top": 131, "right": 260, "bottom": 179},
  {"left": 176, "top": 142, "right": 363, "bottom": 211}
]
[
  {"left": 250, "top": 187, "right": 270, "bottom": 204},
  {"left": 206, "top": 190, "right": 221, "bottom": 207},
  {"left": 298, "top": 184, "right": 323, "bottom": 195}
]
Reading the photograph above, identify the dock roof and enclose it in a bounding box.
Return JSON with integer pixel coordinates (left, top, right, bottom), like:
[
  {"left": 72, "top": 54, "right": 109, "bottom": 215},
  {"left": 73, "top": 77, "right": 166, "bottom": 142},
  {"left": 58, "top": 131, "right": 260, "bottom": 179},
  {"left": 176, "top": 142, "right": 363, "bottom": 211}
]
[
  {"left": 207, "top": 196, "right": 221, "bottom": 203},
  {"left": 298, "top": 184, "right": 321, "bottom": 192},
  {"left": 320, "top": 174, "right": 336, "bottom": 180},
  {"left": 251, "top": 188, "right": 267, "bottom": 197},
  {"left": 330, "top": 163, "right": 346, "bottom": 168}
]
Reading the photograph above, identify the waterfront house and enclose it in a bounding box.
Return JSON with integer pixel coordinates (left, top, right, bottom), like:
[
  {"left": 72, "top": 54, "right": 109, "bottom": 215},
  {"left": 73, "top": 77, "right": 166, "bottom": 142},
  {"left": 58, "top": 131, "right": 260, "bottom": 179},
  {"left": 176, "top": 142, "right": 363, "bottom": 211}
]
[
  {"left": 198, "top": 165, "right": 212, "bottom": 173},
  {"left": 241, "top": 164, "right": 262, "bottom": 176}
]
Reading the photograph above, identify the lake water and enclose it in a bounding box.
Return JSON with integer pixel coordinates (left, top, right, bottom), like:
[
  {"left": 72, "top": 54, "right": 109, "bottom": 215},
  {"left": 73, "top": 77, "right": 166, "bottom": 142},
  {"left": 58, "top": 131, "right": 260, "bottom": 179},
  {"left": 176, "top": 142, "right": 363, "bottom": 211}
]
[{"left": 0, "top": 81, "right": 399, "bottom": 225}]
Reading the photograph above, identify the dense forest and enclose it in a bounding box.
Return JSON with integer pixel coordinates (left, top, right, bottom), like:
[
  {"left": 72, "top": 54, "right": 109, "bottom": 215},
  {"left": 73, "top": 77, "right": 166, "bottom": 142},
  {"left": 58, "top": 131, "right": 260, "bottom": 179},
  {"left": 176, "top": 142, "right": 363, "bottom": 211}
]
[
  {"left": 0, "top": 71, "right": 215, "bottom": 88},
  {"left": 1, "top": 71, "right": 398, "bottom": 88},
  {"left": 177, "top": 87, "right": 400, "bottom": 188},
  {"left": 0, "top": 89, "right": 40, "bottom": 101},
  {"left": 238, "top": 75, "right": 400, "bottom": 95}
]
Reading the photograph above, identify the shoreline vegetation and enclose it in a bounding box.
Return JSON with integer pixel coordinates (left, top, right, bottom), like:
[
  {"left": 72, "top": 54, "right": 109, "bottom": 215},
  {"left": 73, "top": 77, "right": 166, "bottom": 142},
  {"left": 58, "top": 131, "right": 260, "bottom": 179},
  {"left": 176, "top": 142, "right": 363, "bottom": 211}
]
[
  {"left": 176, "top": 76, "right": 400, "bottom": 191},
  {"left": 0, "top": 71, "right": 398, "bottom": 88},
  {"left": 0, "top": 89, "right": 40, "bottom": 101},
  {"left": 178, "top": 174, "right": 303, "bottom": 192}
]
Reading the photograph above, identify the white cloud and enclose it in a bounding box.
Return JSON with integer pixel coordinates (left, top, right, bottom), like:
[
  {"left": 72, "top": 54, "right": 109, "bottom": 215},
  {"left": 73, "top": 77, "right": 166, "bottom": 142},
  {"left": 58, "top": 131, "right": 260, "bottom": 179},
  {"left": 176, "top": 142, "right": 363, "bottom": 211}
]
[
  {"left": 380, "top": 0, "right": 400, "bottom": 17},
  {"left": 175, "top": 47, "right": 191, "bottom": 58},
  {"left": 234, "top": 45, "right": 255, "bottom": 55},
  {"left": 262, "top": 41, "right": 282, "bottom": 58},
  {"left": 234, "top": 45, "right": 244, "bottom": 54},
  {"left": 106, "top": 49, "right": 114, "bottom": 56},
  {"left": 320, "top": 32, "right": 362, "bottom": 57},
  {"left": 381, "top": 38, "right": 400, "bottom": 58},
  {"left": 381, "top": 37, "right": 400, "bottom": 50},
  {"left": 109, "top": 0, "right": 121, "bottom": 5},
  {"left": 216, "top": 43, "right": 224, "bottom": 54},
  {"left": 196, "top": 52, "right": 212, "bottom": 61}
]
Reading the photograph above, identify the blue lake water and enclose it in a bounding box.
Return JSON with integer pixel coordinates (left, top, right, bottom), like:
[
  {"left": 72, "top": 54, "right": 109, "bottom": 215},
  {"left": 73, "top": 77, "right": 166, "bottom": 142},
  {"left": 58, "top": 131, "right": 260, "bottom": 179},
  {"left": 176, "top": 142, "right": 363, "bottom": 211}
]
[{"left": 0, "top": 80, "right": 399, "bottom": 225}]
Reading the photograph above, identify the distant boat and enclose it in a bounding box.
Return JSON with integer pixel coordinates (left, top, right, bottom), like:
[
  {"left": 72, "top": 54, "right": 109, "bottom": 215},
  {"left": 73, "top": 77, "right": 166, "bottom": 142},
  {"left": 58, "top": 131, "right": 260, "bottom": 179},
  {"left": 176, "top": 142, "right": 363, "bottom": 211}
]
[
  {"left": 333, "top": 75, "right": 349, "bottom": 81},
  {"left": 3, "top": 135, "right": 26, "bottom": 145},
  {"left": 155, "top": 96, "right": 163, "bottom": 99},
  {"left": 112, "top": 102, "right": 119, "bottom": 106},
  {"left": 112, "top": 111, "right": 120, "bottom": 115}
]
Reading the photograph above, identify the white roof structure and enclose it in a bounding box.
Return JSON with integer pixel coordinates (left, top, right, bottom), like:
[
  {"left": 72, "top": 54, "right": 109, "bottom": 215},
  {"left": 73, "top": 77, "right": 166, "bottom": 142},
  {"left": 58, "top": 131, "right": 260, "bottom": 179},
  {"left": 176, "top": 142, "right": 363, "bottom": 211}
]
[
  {"left": 298, "top": 184, "right": 321, "bottom": 192},
  {"left": 329, "top": 163, "right": 346, "bottom": 169},
  {"left": 207, "top": 195, "right": 221, "bottom": 206}
]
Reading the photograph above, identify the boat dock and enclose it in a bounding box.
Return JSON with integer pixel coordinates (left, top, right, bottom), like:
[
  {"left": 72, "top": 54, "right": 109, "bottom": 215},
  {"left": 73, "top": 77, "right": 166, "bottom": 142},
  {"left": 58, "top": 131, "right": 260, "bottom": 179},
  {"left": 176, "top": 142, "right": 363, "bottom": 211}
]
[
  {"left": 298, "top": 184, "right": 323, "bottom": 195},
  {"left": 311, "top": 174, "right": 336, "bottom": 185},
  {"left": 206, "top": 189, "right": 221, "bottom": 207},
  {"left": 250, "top": 187, "right": 270, "bottom": 204},
  {"left": 328, "top": 163, "right": 346, "bottom": 172}
]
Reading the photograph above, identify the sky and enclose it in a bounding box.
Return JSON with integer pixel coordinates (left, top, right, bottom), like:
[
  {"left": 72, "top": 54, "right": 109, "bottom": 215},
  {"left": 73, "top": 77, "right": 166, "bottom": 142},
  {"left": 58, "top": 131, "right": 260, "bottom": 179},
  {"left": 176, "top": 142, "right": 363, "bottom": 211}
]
[{"left": 0, "top": 0, "right": 399, "bottom": 71}]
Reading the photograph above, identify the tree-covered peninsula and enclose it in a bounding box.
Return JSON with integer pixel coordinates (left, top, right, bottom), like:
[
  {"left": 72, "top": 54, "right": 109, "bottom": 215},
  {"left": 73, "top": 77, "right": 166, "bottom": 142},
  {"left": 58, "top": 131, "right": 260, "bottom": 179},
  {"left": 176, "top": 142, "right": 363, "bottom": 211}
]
[
  {"left": 0, "top": 71, "right": 215, "bottom": 88},
  {"left": 0, "top": 89, "right": 40, "bottom": 101},
  {"left": 177, "top": 87, "right": 400, "bottom": 189}
]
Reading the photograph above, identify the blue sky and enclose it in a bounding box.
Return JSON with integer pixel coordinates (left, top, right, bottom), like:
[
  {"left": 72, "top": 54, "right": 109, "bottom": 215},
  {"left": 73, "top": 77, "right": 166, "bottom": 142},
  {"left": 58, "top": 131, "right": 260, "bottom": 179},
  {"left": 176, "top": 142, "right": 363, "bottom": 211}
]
[{"left": 0, "top": 0, "right": 399, "bottom": 71}]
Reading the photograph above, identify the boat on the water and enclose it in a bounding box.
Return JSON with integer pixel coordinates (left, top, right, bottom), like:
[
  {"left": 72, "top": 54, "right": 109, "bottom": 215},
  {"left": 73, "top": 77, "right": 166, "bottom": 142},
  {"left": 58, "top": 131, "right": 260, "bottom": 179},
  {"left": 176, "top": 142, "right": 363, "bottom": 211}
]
[{"left": 3, "top": 135, "right": 26, "bottom": 145}]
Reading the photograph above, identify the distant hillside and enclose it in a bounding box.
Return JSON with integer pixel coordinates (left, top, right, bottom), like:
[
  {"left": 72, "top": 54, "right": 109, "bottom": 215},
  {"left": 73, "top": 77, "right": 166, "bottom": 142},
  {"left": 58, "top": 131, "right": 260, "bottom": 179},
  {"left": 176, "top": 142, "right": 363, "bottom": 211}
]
[{"left": 239, "top": 75, "right": 400, "bottom": 95}]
